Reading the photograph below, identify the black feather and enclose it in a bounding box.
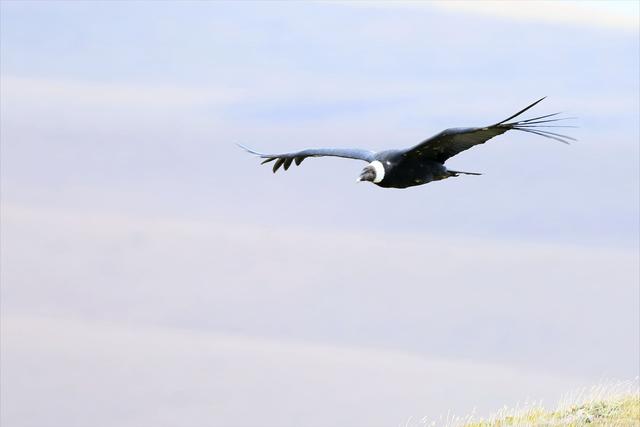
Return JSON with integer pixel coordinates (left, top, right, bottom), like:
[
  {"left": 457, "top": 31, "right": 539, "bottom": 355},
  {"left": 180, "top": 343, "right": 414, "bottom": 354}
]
[
  {"left": 513, "top": 128, "right": 573, "bottom": 144},
  {"left": 515, "top": 112, "right": 562, "bottom": 123},
  {"left": 514, "top": 125, "right": 578, "bottom": 128},
  {"left": 273, "top": 158, "right": 285, "bottom": 173},
  {"left": 513, "top": 117, "right": 578, "bottom": 125},
  {"left": 496, "top": 96, "right": 546, "bottom": 125}
]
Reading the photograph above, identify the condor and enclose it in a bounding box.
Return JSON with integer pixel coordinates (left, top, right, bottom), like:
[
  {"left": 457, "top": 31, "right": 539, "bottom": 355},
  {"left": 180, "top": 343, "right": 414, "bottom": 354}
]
[{"left": 240, "top": 97, "right": 574, "bottom": 189}]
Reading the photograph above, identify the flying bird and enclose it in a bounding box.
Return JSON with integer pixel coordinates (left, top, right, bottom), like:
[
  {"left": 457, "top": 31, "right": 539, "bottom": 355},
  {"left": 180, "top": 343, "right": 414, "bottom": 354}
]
[{"left": 239, "top": 97, "right": 575, "bottom": 189}]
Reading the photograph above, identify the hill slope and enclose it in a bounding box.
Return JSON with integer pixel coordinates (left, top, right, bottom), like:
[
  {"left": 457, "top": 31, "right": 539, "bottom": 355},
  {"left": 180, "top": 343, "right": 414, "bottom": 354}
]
[{"left": 464, "top": 394, "right": 639, "bottom": 426}]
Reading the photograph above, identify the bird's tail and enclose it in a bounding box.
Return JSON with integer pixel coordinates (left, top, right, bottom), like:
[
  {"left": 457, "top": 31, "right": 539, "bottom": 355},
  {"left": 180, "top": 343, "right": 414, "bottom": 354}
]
[{"left": 447, "top": 169, "right": 482, "bottom": 177}]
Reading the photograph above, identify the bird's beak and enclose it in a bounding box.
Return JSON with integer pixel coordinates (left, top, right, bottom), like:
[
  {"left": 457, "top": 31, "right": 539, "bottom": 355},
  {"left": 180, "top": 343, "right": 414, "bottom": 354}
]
[{"left": 357, "top": 167, "right": 376, "bottom": 183}]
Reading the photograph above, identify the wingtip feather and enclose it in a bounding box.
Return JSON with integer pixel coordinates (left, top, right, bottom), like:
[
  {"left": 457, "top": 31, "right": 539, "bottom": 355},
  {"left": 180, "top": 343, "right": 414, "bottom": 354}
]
[
  {"left": 496, "top": 97, "right": 548, "bottom": 125},
  {"left": 272, "top": 158, "right": 285, "bottom": 173},
  {"left": 237, "top": 143, "right": 263, "bottom": 156}
]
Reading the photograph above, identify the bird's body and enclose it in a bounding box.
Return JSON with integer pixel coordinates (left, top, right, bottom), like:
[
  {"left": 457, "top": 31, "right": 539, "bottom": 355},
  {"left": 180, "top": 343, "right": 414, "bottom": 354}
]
[
  {"left": 366, "top": 150, "right": 449, "bottom": 188},
  {"left": 240, "top": 98, "right": 575, "bottom": 189}
]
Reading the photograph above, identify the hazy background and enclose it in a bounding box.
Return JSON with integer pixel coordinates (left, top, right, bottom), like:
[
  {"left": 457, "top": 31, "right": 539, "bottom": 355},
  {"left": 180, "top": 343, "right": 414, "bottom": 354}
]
[{"left": 1, "top": 1, "right": 639, "bottom": 426}]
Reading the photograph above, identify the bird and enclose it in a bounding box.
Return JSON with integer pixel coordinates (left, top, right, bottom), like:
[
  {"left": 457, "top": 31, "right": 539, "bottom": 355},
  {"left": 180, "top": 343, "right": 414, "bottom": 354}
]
[{"left": 239, "top": 97, "right": 575, "bottom": 189}]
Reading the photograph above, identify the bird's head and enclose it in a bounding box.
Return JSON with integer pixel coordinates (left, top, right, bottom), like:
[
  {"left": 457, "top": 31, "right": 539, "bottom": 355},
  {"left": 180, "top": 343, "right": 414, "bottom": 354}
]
[{"left": 357, "top": 161, "right": 385, "bottom": 184}]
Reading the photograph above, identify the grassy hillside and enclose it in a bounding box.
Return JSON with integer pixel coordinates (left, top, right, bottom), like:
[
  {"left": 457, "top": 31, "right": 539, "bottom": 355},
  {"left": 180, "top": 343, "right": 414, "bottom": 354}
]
[
  {"left": 464, "top": 394, "right": 639, "bottom": 426},
  {"left": 420, "top": 381, "right": 640, "bottom": 427}
]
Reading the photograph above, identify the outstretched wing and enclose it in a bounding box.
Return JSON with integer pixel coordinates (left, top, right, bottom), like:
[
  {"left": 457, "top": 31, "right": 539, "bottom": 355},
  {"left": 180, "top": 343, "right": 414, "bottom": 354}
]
[
  {"left": 239, "top": 145, "right": 376, "bottom": 173},
  {"left": 405, "top": 97, "right": 576, "bottom": 163}
]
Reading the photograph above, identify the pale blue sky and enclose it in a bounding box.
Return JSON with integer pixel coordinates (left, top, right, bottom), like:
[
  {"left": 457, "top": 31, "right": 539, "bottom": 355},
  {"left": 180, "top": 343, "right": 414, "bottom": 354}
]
[
  {"left": 2, "top": 1, "right": 638, "bottom": 246},
  {"left": 1, "top": 2, "right": 639, "bottom": 426}
]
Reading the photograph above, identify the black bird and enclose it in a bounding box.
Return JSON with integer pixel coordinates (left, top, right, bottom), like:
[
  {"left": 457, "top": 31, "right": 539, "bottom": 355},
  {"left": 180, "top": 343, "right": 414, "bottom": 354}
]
[{"left": 240, "top": 97, "right": 575, "bottom": 189}]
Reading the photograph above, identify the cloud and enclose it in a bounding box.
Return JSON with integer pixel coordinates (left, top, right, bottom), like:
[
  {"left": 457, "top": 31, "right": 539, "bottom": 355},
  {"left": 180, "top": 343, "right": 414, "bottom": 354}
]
[
  {"left": 2, "top": 314, "right": 587, "bottom": 427},
  {"left": 434, "top": 1, "right": 639, "bottom": 31},
  {"left": 1, "top": 76, "right": 244, "bottom": 109},
  {"left": 2, "top": 204, "right": 638, "bottom": 380},
  {"left": 348, "top": 1, "right": 639, "bottom": 31}
]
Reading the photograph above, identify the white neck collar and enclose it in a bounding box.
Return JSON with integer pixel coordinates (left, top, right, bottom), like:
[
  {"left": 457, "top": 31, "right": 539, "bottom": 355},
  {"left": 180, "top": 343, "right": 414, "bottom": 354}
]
[{"left": 370, "top": 161, "right": 385, "bottom": 183}]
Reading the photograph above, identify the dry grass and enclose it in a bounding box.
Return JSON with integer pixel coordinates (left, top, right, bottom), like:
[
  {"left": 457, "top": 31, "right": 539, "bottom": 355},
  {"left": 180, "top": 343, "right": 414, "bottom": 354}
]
[
  {"left": 420, "top": 379, "right": 639, "bottom": 427},
  {"left": 463, "top": 394, "right": 639, "bottom": 426}
]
